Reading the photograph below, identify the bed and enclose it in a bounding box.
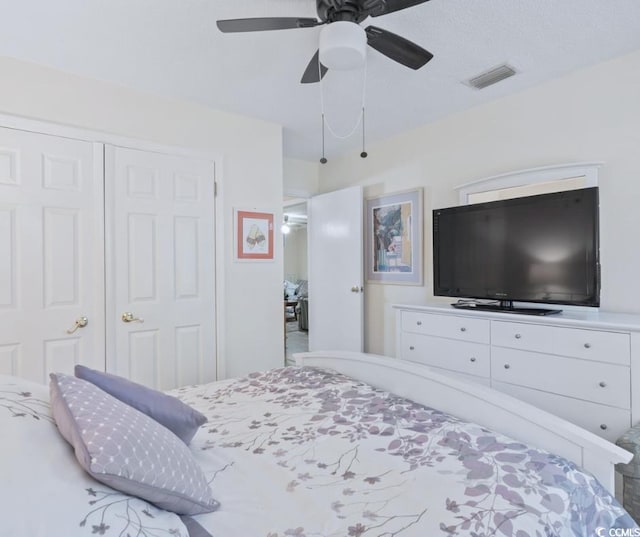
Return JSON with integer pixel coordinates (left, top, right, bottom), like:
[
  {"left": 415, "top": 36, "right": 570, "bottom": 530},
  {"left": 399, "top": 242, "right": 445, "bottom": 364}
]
[{"left": 1, "top": 350, "right": 637, "bottom": 536}]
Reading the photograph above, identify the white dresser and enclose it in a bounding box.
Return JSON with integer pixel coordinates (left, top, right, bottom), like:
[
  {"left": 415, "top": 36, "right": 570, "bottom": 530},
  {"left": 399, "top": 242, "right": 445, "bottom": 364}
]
[{"left": 393, "top": 303, "right": 640, "bottom": 442}]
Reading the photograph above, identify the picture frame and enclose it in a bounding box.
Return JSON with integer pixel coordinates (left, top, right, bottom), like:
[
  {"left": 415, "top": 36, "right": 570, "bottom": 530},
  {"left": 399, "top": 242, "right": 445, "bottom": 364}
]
[
  {"left": 234, "top": 209, "right": 275, "bottom": 261},
  {"left": 365, "top": 188, "right": 423, "bottom": 284}
]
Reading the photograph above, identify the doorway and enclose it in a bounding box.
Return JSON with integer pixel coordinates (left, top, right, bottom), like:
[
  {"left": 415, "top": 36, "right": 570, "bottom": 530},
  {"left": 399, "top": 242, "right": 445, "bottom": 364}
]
[{"left": 283, "top": 200, "right": 309, "bottom": 365}]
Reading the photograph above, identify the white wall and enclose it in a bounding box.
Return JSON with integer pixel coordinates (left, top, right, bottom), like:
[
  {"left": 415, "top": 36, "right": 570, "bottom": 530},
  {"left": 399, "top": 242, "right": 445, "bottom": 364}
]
[
  {"left": 0, "top": 56, "right": 284, "bottom": 379},
  {"left": 283, "top": 227, "right": 308, "bottom": 282},
  {"left": 284, "top": 158, "right": 319, "bottom": 197},
  {"left": 297, "top": 229, "right": 308, "bottom": 281},
  {"left": 319, "top": 49, "right": 640, "bottom": 356}
]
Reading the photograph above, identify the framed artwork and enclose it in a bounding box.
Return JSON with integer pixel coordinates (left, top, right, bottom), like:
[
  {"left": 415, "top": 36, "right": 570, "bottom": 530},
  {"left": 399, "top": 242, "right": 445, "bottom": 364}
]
[
  {"left": 234, "top": 209, "right": 275, "bottom": 261},
  {"left": 365, "top": 188, "right": 423, "bottom": 284}
]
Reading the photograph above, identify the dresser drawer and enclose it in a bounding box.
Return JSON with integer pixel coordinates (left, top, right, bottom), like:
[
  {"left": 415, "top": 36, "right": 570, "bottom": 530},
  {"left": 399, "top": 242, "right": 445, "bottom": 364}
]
[
  {"left": 400, "top": 332, "right": 490, "bottom": 378},
  {"left": 401, "top": 311, "right": 490, "bottom": 344},
  {"left": 491, "top": 347, "right": 630, "bottom": 409},
  {"left": 494, "top": 381, "right": 631, "bottom": 443},
  {"left": 491, "top": 321, "right": 630, "bottom": 365}
]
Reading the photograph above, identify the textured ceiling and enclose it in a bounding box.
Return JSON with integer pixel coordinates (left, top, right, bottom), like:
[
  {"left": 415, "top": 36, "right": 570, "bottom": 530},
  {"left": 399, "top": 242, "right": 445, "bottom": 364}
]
[{"left": 1, "top": 0, "right": 639, "bottom": 161}]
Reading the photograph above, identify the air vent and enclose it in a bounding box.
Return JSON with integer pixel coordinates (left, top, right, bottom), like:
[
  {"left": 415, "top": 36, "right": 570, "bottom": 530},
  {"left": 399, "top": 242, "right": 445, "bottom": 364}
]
[{"left": 466, "top": 64, "right": 517, "bottom": 90}]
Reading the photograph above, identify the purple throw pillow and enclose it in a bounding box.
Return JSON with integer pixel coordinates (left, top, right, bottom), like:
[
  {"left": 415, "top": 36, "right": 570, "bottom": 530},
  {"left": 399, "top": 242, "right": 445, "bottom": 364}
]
[
  {"left": 50, "top": 373, "right": 219, "bottom": 515},
  {"left": 74, "top": 365, "right": 206, "bottom": 444}
]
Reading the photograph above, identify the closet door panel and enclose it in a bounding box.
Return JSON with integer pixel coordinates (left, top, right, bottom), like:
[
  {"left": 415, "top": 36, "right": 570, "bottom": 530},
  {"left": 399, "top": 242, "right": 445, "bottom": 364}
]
[
  {"left": 105, "top": 145, "right": 216, "bottom": 390},
  {"left": 0, "top": 207, "right": 16, "bottom": 308},
  {"left": 0, "top": 127, "right": 105, "bottom": 383}
]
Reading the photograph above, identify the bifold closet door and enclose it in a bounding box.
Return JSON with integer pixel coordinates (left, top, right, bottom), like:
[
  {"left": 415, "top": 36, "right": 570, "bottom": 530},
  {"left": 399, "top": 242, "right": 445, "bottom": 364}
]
[
  {"left": 105, "top": 145, "right": 216, "bottom": 390},
  {"left": 0, "top": 127, "right": 105, "bottom": 383}
]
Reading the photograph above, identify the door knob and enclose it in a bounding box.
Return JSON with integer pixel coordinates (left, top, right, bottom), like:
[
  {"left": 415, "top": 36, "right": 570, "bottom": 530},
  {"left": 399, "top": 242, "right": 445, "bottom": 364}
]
[
  {"left": 351, "top": 286, "right": 361, "bottom": 293},
  {"left": 66, "top": 316, "right": 88, "bottom": 334},
  {"left": 122, "top": 312, "right": 144, "bottom": 323}
]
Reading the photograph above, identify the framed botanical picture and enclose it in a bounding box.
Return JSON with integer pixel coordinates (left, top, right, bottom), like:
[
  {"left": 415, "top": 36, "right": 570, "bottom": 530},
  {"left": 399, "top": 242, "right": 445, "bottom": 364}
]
[
  {"left": 365, "top": 188, "right": 423, "bottom": 284},
  {"left": 234, "top": 209, "right": 275, "bottom": 261}
]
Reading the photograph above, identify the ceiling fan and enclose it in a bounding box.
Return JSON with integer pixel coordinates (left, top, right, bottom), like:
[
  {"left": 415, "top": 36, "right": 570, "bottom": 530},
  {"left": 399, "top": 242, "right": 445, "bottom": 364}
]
[{"left": 216, "top": 0, "right": 434, "bottom": 84}]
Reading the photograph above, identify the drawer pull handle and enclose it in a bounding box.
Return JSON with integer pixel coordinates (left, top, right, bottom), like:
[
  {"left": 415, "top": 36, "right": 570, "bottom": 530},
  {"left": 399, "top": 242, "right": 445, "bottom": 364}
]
[
  {"left": 504, "top": 364, "right": 510, "bottom": 370},
  {"left": 416, "top": 321, "right": 422, "bottom": 326},
  {"left": 584, "top": 343, "right": 591, "bottom": 349},
  {"left": 599, "top": 381, "right": 607, "bottom": 388},
  {"left": 514, "top": 334, "right": 522, "bottom": 339},
  {"left": 600, "top": 424, "right": 608, "bottom": 431},
  {"left": 470, "top": 357, "right": 476, "bottom": 363},
  {"left": 460, "top": 327, "right": 467, "bottom": 332}
]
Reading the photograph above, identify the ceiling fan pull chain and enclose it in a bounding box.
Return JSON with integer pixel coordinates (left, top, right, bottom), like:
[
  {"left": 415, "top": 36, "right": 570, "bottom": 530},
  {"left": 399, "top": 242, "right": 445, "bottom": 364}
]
[
  {"left": 361, "top": 107, "right": 368, "bottom": 158},
  {"left": 320, "top": 114, "right": 328, "bottom": 164},
  {"left": 319, "top": 61, "right": 367, "bottom": 141}
]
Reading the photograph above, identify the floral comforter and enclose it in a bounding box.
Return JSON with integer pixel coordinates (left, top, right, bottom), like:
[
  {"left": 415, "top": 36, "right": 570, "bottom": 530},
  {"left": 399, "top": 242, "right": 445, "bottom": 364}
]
[
  {"left": 183, "top": 366, "right": 637, "bottom": 537},
  {"left": 1, "top": 367, "right": 637, "bottom": 537}
]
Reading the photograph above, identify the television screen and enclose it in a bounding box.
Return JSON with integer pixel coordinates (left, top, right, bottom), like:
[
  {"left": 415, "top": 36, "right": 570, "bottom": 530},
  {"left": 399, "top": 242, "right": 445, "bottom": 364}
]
[{"left": 433, "top": 187, "right": 600, "bottom": 309}]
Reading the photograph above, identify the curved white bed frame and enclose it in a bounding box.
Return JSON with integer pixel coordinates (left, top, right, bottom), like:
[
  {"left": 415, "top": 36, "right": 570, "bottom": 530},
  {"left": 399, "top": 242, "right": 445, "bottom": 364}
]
[{"left": 295, "top": 351, "right": 632, "bottom": 494}]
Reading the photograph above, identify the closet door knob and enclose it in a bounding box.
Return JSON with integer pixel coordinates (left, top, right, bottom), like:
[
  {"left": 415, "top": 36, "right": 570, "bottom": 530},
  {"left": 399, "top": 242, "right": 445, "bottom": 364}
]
[
  {"left": 584, "top": 343, "right": 591, "bottom": 349},
  {"left": 504, "top": 364, "right": 511, "bottom": 370},
  {"left": 460, "top": 327, "right": 467, "bottom": 332},
  {"left": 122, "top": 312, "right": 144, "bottom": 323},
  {"left": 514, "top": 334, "right": 522, "bottom": 339},
  {"left": 409, "top": 346, "right": 415, "bottom": 351},
  {"left": 66, "top": 316, "right": 88, "bottom": 334},
  {"left": 470, "top": 357, "right": 476, "bottom": 363},
  {"left": 416, "top": 321, "right": 422, "bottom": 326},
  {"left": 599, "top": 381, "right": 607, "bottom": 388},
  {"left": 600, "top": 424, "right": 608, "bottom": 431}
]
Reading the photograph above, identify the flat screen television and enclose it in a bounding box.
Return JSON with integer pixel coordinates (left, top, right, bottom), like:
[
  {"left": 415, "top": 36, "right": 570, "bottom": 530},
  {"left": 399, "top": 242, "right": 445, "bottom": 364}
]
[{"left": 432, "top": 187, "right": 600, "bottom": 315}]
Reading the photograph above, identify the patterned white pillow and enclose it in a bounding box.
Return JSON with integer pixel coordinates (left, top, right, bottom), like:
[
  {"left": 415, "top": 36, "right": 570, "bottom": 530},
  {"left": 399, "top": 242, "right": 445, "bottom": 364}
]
[{"left": 50, "top": 373, "right": 219, "bottom": 516}]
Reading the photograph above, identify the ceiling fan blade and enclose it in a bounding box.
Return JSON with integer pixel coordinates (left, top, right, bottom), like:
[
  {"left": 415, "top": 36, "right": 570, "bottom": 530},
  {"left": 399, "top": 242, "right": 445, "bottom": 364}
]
[
  {"left": 300, "top": 50, "right": 328, "bottom": 84},
  {"left": 365, "top": 26, "right": 433, "bottom": 70},
  {"left": 370, "top": 0, "right": 430, "bottom": 17},
  {"left": 216, "top": 17, "right": 321, "bottom": 33}
]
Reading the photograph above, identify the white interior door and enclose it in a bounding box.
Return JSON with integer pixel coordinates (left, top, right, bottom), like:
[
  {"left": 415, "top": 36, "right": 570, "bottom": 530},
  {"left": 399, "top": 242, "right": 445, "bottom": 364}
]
[
  {"left": 0, "top": 127, "right": 105, "bottom": 383},
  {"left": 105, "top": 145, "right": 216, "bottom": 390},
  {"left": 308, "top": 186, "right": 363, "bottom": 352}
]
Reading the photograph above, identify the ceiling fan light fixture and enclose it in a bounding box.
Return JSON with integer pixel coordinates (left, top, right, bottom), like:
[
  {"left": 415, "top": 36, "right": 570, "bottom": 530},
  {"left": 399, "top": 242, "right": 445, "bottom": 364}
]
[
  {"left": 281, "top": 214, "right": 291, "bottom": 234},
  {"left": 319, "top": 22, "right": 367, "bottom": 70}
]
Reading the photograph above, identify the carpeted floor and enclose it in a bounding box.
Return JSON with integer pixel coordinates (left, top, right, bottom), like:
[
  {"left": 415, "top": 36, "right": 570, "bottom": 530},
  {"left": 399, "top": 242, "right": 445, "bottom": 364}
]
[{"left": 285, "top": 321, "right": 308, "bottom": 365}]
